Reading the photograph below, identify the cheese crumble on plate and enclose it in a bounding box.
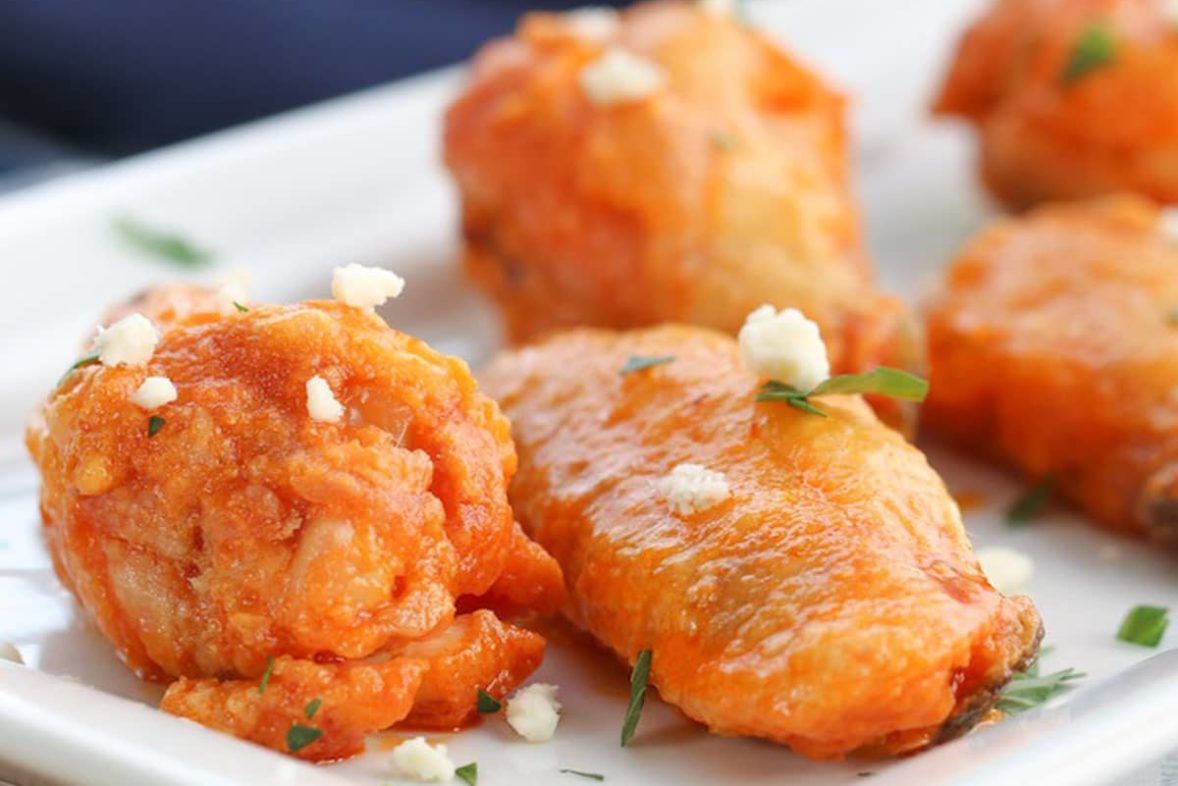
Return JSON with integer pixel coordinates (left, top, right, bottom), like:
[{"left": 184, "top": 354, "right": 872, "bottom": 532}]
[
  {"left": 976, "top": 546, "right": 1034, "bottom": 595},
  {"left": 506, "top": 683, "right": 562, "bottom": 742},
  {"left": 566, "top": 6, "right": 619, "bottom": 43},
  {"left": 391, "top": 737, "right": 455, "bottom": 783}
]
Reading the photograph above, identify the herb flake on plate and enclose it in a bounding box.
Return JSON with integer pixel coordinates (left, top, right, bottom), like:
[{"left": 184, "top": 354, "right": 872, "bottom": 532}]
[
  {"left": 114, "top": 214, "right": 213, "bottom": 266},
  {"left": 996, "top": 658, "right": 1085, "bottom": 715},
  {"left": 561, "top": 770, "right": 605, "bottom": 781},
  {"left": 476, "top": 688, "right": 502, "bottom": 714},
  {"left": 620, "top": 649, "right": 652, "bottom": 747},
  {"left": 456, "top": 762, "right": 478, "bottom": 786},
  {"left": 233, "top": 301, "right": 249, "bottom": 313},
  {"left": 1005, "top": 477, "right": 1053, "bottom": 525},
  {"left": 619, "top": 355, "right": 675, "bottom": 376},
  {"left": 1117, "top": 605, "right": 1169, "bottom": 647}
]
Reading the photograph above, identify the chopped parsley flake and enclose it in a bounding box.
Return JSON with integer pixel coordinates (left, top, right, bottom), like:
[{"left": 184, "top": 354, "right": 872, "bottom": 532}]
[
  {"left": 1117, "top": 605, "right": 1169, "bottom": 647},
  {"left": 1062, "top": 22, "right": 1116, "bottom": 85},
  {"left": 147, "top": 416, "right": 166, "bottom": 438},
  {"left": 756, "top": 367, "right": 928, "bottom": 417},
  {"left": 58, "top": 351, "right": 101, "bottom": 387},
  {"left": 456, "top": 762, "right": 478, "bottom": 786},
  {"left": 620, "top": 649, "right": 652, "bottom": 747},
  {"left": 114, "top": 214, "right": 212, "bottom": 266},
  {"left": 233, "top": 301, "right": 249, "bottom": 313},
  {"left": 476, "top": 688, "right": 502, "bottom": 714},
  {"left": 561, "top": 770, "right": 605, "bottom": 781},
  {"left": 1006, "top": 477, "right": 1053, "bottom": 525},
  {"left": 257, "top": 655, "right": 275, "bottom": 695},
  {"left": 996, "top": 652, "right": 1084, "bottom": 715},
  {"left": 285, "top": 724, "right": 323, "bottom": 753},
  {"left": 619, "top": 355, "right": 676, "bottom": 376},
  {"left": 304, "top": 698, "right": 322, "bottom": 720}
]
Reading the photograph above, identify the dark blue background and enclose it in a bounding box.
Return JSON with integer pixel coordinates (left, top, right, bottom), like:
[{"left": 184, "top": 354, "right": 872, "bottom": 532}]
[{"left": 0, "top": 1, "right": 622, "bottom": 177}]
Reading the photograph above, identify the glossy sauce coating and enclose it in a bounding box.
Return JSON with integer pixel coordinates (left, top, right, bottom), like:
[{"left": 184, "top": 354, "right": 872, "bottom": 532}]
[
  {"left": 483, "top": 325, "right": 1040, "bottom": 758},
  {"left": 445, "top": 1, "right": 915, "bottom": 384},
  {"left": 925, "top": 195, "right": 1178, "bottom": 540},
  {"left": 936, "top": 0, "right": 1178, "bottom": 207},
  {"left": 26, "top": 288, "right": 563, "bottom": 759}
]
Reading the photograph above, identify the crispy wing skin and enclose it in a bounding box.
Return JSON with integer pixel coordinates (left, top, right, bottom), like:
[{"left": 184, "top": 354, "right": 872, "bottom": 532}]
[
  {"left": 161, "top": 657, "right": 428, "bottom": 762},
  {"left": 397, "top": 609, "right": 546, "bottom": 730},
  {"left": 925, "top": 195, "right": 1178, "bottom": 540},
  {"left": 935, "top": 0, "right": 1178, "bottom": 208},
  {"left": 482, "top": 325, "right": 1041, "bottom": 759},
  {"left": 445, "top": 1, "right": 916, "bottom": 388},
  {"left": 26, "top": 291, "right": 561, "bottom": 759}
]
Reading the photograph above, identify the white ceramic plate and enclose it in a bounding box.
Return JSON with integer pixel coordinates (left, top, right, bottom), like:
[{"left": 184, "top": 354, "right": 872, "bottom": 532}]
[{"left": 2, "top": 1, "right": 1177, "bottom": 784}]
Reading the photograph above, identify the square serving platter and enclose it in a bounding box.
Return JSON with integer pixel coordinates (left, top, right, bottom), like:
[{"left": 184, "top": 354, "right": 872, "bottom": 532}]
[{"left": 2, "top": 1, "right": 1177, "bottom": 784}]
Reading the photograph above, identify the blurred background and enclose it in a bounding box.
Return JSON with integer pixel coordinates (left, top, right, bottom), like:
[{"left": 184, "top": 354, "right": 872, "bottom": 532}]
[{"left": 0, "top": 0, "right": 622, "bottom": 191}]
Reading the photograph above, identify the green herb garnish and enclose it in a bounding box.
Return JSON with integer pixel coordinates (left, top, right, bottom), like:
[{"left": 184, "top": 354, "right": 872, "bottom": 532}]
[
  {"left": 620, "top": 649, "right": 652, "bottom": 747},
  {"left": 456, "top": 762, "right": 478, "bottom": 786},
  {"left": 304, "top": 698, "right": 322, "bottom": 720},
  {"left": 114, "top": 214, "right": 212, "bottom": 266},
  {"left": 561, "top": 770, "right": 605, "bottom": 781},
  {"left": 233, "top": 301, "right": 249, "bottom": 313},
  {"left": 58, "top": 350, "right": 101, "bottom": 386},
  {"left": 258, "top": 655, "right": 275, "bottom": 695},
  {"left": 476, "top": 688, "right": 502, "bottom": 714},
  {"left": 996, "top": 663, "right": 1085, "bottom": 714},
  {"left": 1117, "top": 605, "right": 1169, "bottom": 647},
  {"left": 619, "top": 355, "right": 676, "bottom": 376},
  {"left": 285, "top": 724, "right": 323, "bottom": 753},
  {"left": 756, "top": 367, "right": 928, "bottom": 417},
  {"left": 1006, "top": 477, "right": 1053, "bottom": 525},
  {"left": 147, "top": 416, "right": 166, "bottom": 438},
  {"left": 1062, "top": 22, "right": 1116, "bottom": 85}
]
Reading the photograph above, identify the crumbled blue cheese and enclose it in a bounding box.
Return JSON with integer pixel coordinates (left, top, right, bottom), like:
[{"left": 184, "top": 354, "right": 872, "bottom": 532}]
[
  {"left": 506, "top": 683, "right": 561, "bottom": 742},
  {"left": 738, "top": 305, "right": 830, "bottom": 391},
  {"left": 579, "top": 48, "right": 667, "bottom": 106},
  {"left": 977, "top": 546, "right": 1034, "bottom": 595},
  {"left": 331, "top": 263, "right": 406, "bottom": 309},
  {"left": 566, "top": 6, "right": 619, "bottom": 43},
  {"left": 0, "top": 642, "right": 23, "bottom": 665},
  {"left": 95, "top": 313, "right": 161, "bottom": 368},
  {"left": 391, "top": 737, "right": 455, "bottom": 783},
  {"left": 658, "top": 463, "right": 731, "bottom": 515},
  {"left": 305, "top": 375, "right": 344, "bottom": 423},
  {"left": 130, "top": 376, "right": 178, "bottom": 410}
]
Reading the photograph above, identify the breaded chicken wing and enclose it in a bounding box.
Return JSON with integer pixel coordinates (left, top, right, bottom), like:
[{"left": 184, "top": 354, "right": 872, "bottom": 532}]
[
  {"left": 483, "top": 325, "right": 1041, "bottom": 759},
  {"left": 926, "top": 195, "right": 1178, "bottom": 540},
  {"left": 445, "top": 1, "right": 915, "bottom": 383},
  {"left": 936, "top": 0, "right": 1178, "bottom": 208},
  {"left": 26, "top": 286, "right": 563, "bottom": 759}
]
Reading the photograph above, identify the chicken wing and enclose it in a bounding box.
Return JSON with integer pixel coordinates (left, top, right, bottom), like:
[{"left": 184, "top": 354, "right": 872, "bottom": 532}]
[
  {"left": 925, "top": 194, "right": 1178, "bottom": 540},
  {"left": 482, "top": 324, "right": 1040, "bottom": 759},
  {"left": 936, "top": 0, "right": 1178, "bottom": 208},
  {"left": 26, "top": 287, "right": 563, "bottom": 759},
  {"left": 445, "top": 1, "right": 915, "bottom": 385}
]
